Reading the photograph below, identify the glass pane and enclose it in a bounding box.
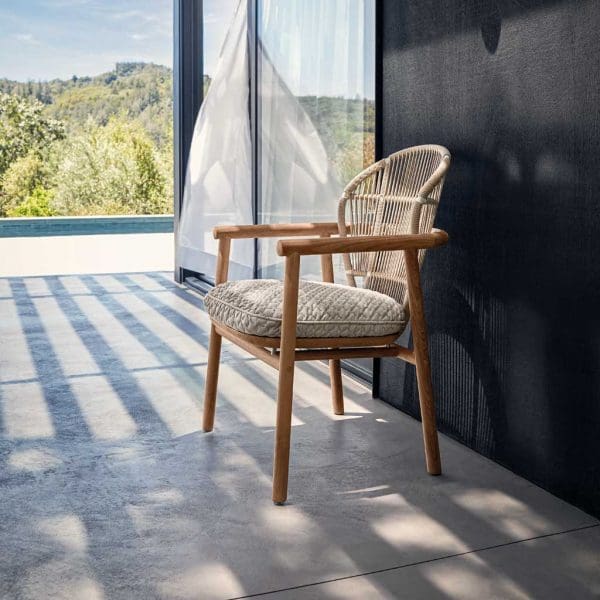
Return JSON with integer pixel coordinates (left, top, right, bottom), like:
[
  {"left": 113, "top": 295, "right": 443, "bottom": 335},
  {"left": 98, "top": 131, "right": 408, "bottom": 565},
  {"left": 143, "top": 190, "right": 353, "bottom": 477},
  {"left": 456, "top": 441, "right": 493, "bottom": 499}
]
[
  {"left": 203, "top": 0, "right": 240, "bottom": 92},
  {"left": 257, "top": 0, "right": 375, "bottom": 279}
]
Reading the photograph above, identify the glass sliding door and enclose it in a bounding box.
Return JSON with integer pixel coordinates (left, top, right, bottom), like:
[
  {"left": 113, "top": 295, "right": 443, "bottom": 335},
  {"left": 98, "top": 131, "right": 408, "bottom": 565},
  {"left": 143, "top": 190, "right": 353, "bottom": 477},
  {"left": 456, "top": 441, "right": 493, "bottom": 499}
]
[
  {"left": 256, "top": 0, "right": 376, "bottom": 279},
  {"left": 177, "top": 0, "right": 375, "bottom": 288},
  {"left": 177, "top": 0, "right": 376, "bottom": 376}
]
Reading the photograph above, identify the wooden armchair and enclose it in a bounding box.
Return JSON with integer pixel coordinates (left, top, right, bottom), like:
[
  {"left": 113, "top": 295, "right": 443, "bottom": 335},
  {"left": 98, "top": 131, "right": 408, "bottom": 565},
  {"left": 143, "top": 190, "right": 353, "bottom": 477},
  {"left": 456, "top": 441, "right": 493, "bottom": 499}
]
[{"left": 202, "top": 145, "right": 451, "bottom": 504}]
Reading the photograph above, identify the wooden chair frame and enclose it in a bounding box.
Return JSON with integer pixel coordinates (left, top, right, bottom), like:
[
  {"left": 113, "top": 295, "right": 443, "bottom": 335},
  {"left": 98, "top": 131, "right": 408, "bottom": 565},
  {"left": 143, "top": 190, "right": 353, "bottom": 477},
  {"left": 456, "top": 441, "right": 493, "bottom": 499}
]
[{"left": 203, "top": 221, "right": 449, "bottom": 505}]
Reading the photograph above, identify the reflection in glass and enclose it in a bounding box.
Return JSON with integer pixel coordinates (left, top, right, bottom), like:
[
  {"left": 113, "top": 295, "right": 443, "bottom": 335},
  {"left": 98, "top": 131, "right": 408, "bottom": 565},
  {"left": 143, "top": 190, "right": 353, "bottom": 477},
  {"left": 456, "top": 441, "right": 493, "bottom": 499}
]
[{"left": 258, "top": 0, "right": 375, "bottom": 278}]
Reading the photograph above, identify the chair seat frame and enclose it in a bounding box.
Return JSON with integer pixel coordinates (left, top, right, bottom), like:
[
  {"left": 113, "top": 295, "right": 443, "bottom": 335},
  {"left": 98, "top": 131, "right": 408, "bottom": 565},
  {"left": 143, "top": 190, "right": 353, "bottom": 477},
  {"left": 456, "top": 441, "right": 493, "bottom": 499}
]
[{"left": 202, "top": 221, "right": 449, "bottom": 504}]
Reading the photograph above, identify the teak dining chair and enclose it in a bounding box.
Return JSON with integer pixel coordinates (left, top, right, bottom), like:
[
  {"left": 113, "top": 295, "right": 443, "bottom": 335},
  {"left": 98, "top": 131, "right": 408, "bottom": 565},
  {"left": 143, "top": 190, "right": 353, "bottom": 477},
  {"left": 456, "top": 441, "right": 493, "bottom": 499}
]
[{"left": 202, "top": 145, "right": 451, "bottom": 504}]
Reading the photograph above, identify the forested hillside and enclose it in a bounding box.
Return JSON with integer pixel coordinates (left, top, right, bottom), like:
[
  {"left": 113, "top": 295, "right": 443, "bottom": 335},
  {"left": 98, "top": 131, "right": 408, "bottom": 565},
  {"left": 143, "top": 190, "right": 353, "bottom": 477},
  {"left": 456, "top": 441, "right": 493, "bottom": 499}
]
[
  {"left": 0, "top": 63, "right": 173, "bottom": 217},
  {"left": 0, "top": 62, "right": 172, "bottom": 146},
  {"left": 0, "top": 61, "right": 374, "bottom": 218}
]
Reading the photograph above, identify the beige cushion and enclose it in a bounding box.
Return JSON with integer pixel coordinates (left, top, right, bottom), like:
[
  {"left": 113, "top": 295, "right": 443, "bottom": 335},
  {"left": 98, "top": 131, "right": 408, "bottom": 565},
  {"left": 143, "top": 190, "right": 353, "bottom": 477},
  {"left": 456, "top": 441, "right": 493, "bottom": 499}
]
[{"left": 204, "top": 279, "right": 406, "bottom": 339}]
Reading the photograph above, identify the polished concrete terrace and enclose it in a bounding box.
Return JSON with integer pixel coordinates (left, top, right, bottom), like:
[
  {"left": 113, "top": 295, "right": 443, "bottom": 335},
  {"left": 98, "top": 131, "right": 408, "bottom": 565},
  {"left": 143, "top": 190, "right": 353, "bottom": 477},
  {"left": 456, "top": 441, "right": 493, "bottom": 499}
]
[{"left": 0, "top": 270, "right": 599, "bottom": 599}]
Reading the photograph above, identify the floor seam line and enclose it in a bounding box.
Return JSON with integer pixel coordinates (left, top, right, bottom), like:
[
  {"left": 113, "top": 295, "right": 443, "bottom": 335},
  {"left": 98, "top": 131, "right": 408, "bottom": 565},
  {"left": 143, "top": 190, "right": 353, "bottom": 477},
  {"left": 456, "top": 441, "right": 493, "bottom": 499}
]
[{"left": 228, "top": 522, "right": 600, "bottom": 599}]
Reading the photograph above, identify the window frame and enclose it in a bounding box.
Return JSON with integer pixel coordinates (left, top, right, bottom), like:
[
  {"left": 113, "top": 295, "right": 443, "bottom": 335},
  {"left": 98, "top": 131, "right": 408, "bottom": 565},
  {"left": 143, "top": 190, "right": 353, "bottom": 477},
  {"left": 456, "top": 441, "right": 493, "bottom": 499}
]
[{"left": 173, "top": 0, "right": 204, "bottom": 283}]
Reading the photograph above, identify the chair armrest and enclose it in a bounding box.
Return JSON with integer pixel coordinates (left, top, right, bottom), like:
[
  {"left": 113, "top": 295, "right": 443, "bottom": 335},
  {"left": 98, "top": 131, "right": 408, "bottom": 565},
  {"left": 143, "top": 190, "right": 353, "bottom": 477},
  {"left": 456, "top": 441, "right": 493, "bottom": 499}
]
[
  {"left": 277, "top": 229, "right": 448, "bottom": 256},
  {"left": 213, "top": 222, "right": 339, "bottom": 239}
]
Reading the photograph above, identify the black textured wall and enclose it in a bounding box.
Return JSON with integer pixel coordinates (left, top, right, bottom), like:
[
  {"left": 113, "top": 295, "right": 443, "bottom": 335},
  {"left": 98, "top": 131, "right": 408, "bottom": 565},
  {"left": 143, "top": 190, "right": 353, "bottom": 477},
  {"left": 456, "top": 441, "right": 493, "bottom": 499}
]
[{"left": 379, "top": 0, "right": 600, "bottom": 517}]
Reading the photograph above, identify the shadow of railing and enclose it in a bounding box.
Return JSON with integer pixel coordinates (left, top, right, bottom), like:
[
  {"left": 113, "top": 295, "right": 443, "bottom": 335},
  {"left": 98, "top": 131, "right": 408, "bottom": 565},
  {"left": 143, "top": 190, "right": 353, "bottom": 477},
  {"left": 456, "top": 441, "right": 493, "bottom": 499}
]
[{"left": 0, "top": 270, "right": 598, "bottom": 599}]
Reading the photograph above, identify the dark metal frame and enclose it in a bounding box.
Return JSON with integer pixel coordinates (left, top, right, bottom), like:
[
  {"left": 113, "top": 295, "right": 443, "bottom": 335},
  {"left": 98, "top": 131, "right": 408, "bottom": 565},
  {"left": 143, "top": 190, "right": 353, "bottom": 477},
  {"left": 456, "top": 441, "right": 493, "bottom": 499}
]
[
  {"left": 372, "top": 0, "right": 383, "bottom": 395},
  {"left": 173, "top": 0, "right": 204, "bottom": 283},
  {"left": 340, "top": 0, "right": 382, "bottom": 386},
  {"left": 248, "top": 0, "right": 260, "bottom": 279}
]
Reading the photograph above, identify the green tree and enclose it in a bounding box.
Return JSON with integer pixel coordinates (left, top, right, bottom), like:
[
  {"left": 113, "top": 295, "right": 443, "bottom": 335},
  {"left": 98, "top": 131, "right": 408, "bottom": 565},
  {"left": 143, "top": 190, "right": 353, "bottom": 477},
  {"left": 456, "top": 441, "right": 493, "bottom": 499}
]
[
  {"left": 0, "top": 150, "right": 53, "bottom": 215},
  {"left": 52, "top": 117, "right": 169, "bottom": 215},
  {"left": 0, "top": 93, "right": 65, "bottom": 176},
  {"left": 132, "top": 135, "right": 168, "bottom": 214},
  {"left": 0, "top": 93, "right": 64, "bottom": 216},
  {"left": 7, "top": 187, "right": 56, "bottom": 217}
]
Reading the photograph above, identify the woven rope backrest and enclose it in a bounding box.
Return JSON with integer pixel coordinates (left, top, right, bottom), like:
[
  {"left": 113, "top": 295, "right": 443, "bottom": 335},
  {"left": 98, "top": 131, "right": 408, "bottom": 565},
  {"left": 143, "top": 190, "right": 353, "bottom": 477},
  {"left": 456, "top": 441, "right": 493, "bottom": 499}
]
[{"left": 338, "top": 145, "right": 450, "bottom": 311}]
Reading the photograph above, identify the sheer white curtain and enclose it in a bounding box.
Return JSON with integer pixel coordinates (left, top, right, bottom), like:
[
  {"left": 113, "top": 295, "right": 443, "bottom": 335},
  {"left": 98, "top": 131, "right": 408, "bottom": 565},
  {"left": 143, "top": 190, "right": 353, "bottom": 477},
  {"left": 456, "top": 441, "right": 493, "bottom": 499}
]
[
  {"left": 178, "top": 0, "right": 253, "bottom": 280},
  {"left": 178, "top": 0, "right": 374, "bottom": 281}
]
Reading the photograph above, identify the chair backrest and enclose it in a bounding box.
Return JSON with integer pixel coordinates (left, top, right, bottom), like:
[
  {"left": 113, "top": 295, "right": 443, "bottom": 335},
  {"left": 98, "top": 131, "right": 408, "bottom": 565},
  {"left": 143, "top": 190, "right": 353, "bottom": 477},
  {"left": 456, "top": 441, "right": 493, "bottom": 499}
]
[{"left": 337, "top": 145, "right": 451, "bottom": 311}]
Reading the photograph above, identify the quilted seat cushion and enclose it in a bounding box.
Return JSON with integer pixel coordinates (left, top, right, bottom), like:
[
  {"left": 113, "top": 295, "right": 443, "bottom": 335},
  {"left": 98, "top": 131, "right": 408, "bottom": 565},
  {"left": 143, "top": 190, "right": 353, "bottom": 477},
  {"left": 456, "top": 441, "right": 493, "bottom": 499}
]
[{"left": 204, "top": 279, "right": 406, "bottom": 339}]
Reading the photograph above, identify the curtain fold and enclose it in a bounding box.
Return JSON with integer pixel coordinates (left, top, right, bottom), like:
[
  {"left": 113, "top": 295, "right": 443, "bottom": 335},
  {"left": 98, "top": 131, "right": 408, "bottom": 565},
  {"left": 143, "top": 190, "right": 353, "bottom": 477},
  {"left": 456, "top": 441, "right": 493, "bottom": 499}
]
[{"left": 178, "top": 0, "right": 253, "bottom": 280}]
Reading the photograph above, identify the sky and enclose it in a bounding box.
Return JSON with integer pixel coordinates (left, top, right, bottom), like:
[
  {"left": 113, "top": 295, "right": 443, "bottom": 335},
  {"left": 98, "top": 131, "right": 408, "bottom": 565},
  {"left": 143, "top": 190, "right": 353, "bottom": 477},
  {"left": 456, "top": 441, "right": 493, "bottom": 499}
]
[
  {"left": 0, "top": 0, "right": 374, "bottom": 98},
  {"left": 0, "top": 0, "right": 239, "bottom": 82},
  {"left": 0, "top": 0, "right": 173, "bottom": 81}
]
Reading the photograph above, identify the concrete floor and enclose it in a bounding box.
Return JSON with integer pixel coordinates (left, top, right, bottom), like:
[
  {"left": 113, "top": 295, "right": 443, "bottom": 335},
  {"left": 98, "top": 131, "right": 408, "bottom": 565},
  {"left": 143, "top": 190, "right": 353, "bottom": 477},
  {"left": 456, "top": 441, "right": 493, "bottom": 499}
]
[{"left": 0, "top": 271, "right": 598, "bottom": 599}]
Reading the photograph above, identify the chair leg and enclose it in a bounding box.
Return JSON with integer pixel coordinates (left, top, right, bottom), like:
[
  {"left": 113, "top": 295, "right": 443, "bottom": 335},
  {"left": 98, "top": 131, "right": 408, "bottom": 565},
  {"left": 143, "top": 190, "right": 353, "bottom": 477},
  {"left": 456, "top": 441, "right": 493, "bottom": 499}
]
[
  {"left": 203, "top": 324, "right": 222, "bottom": 432},
  {"left": 413, "top": 340, "right": 441, "bottom": 475},
  {"left": 405, "top": 248, "right": 441, "bottom": 475},
  {"left": 272, "top": 254, "right": 300, "bottom": 505},
  {"left": 329, "top": 359, "right": 344, "bottom": 415},
  {"left": 272, "top": 355, "right": 296, "bottom": 505}
]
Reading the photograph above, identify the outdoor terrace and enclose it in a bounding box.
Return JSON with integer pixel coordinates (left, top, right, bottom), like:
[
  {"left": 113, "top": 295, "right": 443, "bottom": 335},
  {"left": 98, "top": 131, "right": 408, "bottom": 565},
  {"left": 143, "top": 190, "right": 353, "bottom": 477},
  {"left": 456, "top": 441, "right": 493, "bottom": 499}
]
[{"left": 0, "top": 262, "right": 598, "bottom": 599}]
